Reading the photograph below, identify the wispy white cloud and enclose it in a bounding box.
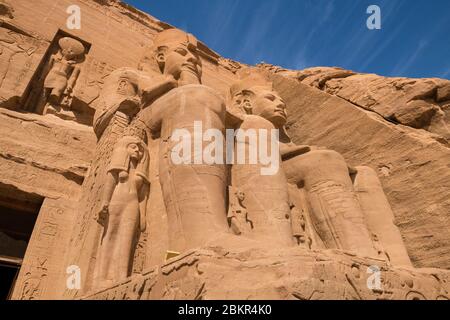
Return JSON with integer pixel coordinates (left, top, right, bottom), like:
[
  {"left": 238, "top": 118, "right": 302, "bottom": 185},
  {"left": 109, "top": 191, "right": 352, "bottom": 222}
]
[
  {"left": 439, "top": 68, "right": 450, "bottom": 80},
  {"left": 134, "top": 0, "right": 450, "bottom": 79},
  {"left": 288, "top": 0, "right": 336, "bottom": 69},
  {"left": 357, "top": 18, "right": 408, "bottom": 72},
  {"left": 233, "top": 1, "right": 282, "bottom": 62},
  {"left": 391, "top": 39, "right": 428, "bottom": 76},
  {"left": 338, "top": 0, "right": 406, "bottom": 69},
  {"left": 389, "top": 14, "right": 448, "bottom": 77},
  {"left": 206, "top": 0, "right": 241, "bottom": 49}
]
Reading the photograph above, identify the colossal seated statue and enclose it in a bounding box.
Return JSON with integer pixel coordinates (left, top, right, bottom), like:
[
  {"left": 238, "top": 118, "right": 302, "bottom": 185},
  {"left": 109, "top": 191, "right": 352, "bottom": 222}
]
[{"left": 227, "top": 73, "right": 412, "bottom": 267}]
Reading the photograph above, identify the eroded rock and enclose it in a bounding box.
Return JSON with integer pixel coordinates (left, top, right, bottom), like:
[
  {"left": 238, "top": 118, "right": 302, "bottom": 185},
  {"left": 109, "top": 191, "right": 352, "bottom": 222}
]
[{"left": 259, "top": 65, "right": 450, "bottom": 141}]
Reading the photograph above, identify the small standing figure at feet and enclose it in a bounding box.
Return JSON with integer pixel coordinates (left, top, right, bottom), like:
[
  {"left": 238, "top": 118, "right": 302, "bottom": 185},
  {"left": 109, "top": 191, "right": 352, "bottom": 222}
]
[
  {"left": 36, "top": 37, "right": 85, "bottom": 114},
  {"left": 227, "top": 187, "right": 251, "bottom": 235},
  {"left": 289, "top": 201, "right": 311, "bottom": 248},
  {"left": 372, "top": 233, "right": 391, "bottom": 266},
  {"left": 94, "top": 136, "right": 150, "bottom": 289}
]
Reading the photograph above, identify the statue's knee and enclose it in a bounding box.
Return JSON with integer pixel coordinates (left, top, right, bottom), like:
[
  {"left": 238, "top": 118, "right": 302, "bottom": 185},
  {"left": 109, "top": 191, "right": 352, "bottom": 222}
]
[
  {"left": 355, "top": 166, "right": 377, "bottom": 176},
  {"left": 283, "top": 149, "right": 348, "bottom": 185},
  {"left": 354, "top": 166, "right": 382, "bottom": 188}
]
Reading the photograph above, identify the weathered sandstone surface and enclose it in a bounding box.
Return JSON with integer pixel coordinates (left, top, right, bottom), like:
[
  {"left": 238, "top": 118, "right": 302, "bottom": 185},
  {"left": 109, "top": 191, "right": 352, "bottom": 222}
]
[
  {"left": 84, "top": 245, "right": 450, "bottom": 300},
  {"left": 259, "top": 64, "right": 450, "bottom": 142}
]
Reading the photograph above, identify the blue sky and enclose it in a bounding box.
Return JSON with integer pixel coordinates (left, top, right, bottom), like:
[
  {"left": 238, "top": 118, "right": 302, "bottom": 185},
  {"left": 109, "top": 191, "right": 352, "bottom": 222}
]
[{"left": 125, "top": 0, "right": 450, "bottom": 80}]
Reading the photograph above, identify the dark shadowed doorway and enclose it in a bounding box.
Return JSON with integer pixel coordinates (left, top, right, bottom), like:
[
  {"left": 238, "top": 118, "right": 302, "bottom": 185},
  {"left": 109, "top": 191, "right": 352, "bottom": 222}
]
[{"left": 0, "top": 183, "right": 43, "bottom": 300}]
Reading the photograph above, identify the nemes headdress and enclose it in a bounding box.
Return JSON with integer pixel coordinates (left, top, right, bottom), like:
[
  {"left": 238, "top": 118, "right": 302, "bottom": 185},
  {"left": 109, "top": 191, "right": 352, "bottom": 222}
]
[
  {"left": 139, "top": 29, "right": 199, "bottom": 73},
  {"left": 227, "top": 69, "right": 274, "bottom": 121},
  {"left": 152, "top": 28, "right": 198, "bottom": 49},
  {"left": 229, "top": 69, "right": 273, "bottom": 99},
  {"left": 108, "top": 136, "right": 150, "bottom": 184},
  {"left": 226, "top": 69, "right": 291, "bottom": 141}
]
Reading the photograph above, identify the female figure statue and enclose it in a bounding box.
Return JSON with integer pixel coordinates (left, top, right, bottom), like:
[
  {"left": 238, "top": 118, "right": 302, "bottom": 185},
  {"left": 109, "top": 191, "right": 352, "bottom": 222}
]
[{"left": 94, "top": 136, "right": 150, "bottom": 289}]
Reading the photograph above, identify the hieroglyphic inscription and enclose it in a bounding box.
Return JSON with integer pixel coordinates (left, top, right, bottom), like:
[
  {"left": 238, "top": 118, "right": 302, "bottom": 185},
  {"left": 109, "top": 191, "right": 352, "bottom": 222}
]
[{"left": 12, "top": 200, "right": 74, "bottom": 300}]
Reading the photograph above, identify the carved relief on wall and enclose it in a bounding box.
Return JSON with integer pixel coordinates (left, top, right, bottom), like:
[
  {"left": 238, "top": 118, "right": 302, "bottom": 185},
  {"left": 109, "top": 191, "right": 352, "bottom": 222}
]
[
  {"left": 77, "top": 0, "right": 159, "bottom": 38},
  {"left": 82, "top": 247, "right": 450, "bottom": 300},
  {"left": 0, "top": 21, "right": 46, "bottom": 109},
  {"left": 75, "top": 56, "right": 117, "bottom": 109},
  {"left": 289, "top": 195, "right": 312, "bottom": 248},
  {"left": 18, "top": 260, "right": 47, "bottom": 300},
  {"left": 11, "top": 199, "right": 75, "bottom": 300}
]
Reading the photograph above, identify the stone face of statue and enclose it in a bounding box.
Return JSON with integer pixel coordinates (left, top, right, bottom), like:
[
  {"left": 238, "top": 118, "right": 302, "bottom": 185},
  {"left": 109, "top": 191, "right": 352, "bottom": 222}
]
[
  {"left": 250, "top": 87, "right": 287, "bottom": 128},
  {"left": 152, "top": 29, "right": 203, "bottom": 85},
  {"left": 236, "top": 190, "right": 245, "bottom": 203},
  {"left": 127, "top": 143, "right": 142, "bottom": 161},
  {"left": 160, "top": 42, "right": 201, "bottom": 81},
  {"left": 61, "top": 48, "right": 77, "bottom": 60}
]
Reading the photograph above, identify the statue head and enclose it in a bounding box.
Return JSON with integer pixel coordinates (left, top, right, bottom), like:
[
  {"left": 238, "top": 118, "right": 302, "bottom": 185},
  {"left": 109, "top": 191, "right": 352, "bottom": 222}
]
[
  {"left": 114, "top": 69, "right": 140, "bottom": 96},
  {"left": 97, "top": 68, "right": 141, "bottom": 114},
  {"left": 229, "top": 74, "right": 287, "bottom": 128},
  {"left": 141, "top": 29, "right": 202, "bottom": 85},
  {"left": 235, "top": 190, "right": 245, "bottom": 202},
  {"left": 58, "top": 37, "right": 85, "bottom": 61},
  {"left": 126, "top": 141, "right": 143, "bottom": 162},
  {"left": 108, "top": 136, "right": 150, "bottom": 184}
]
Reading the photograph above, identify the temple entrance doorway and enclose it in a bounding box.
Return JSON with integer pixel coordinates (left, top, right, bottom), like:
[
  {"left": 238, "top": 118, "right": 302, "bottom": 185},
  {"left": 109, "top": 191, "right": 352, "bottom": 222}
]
[{"left": 0, "top": 183, "right": 43, "bottom": 300}]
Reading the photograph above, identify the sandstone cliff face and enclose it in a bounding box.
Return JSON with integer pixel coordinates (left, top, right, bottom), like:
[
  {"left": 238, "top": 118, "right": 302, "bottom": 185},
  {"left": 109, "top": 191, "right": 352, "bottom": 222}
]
[
  {"left": 0, "top": 108, "right": 95, "bottom": 199},
  {"left": 256, "top": 63, "right": 450, "bottom": 269},
  {"left": 259, "top": 64, "right": 450, "bottom": 143},
  {"left": 264, "top": 73, "right": 450, "bottom": 269}
]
